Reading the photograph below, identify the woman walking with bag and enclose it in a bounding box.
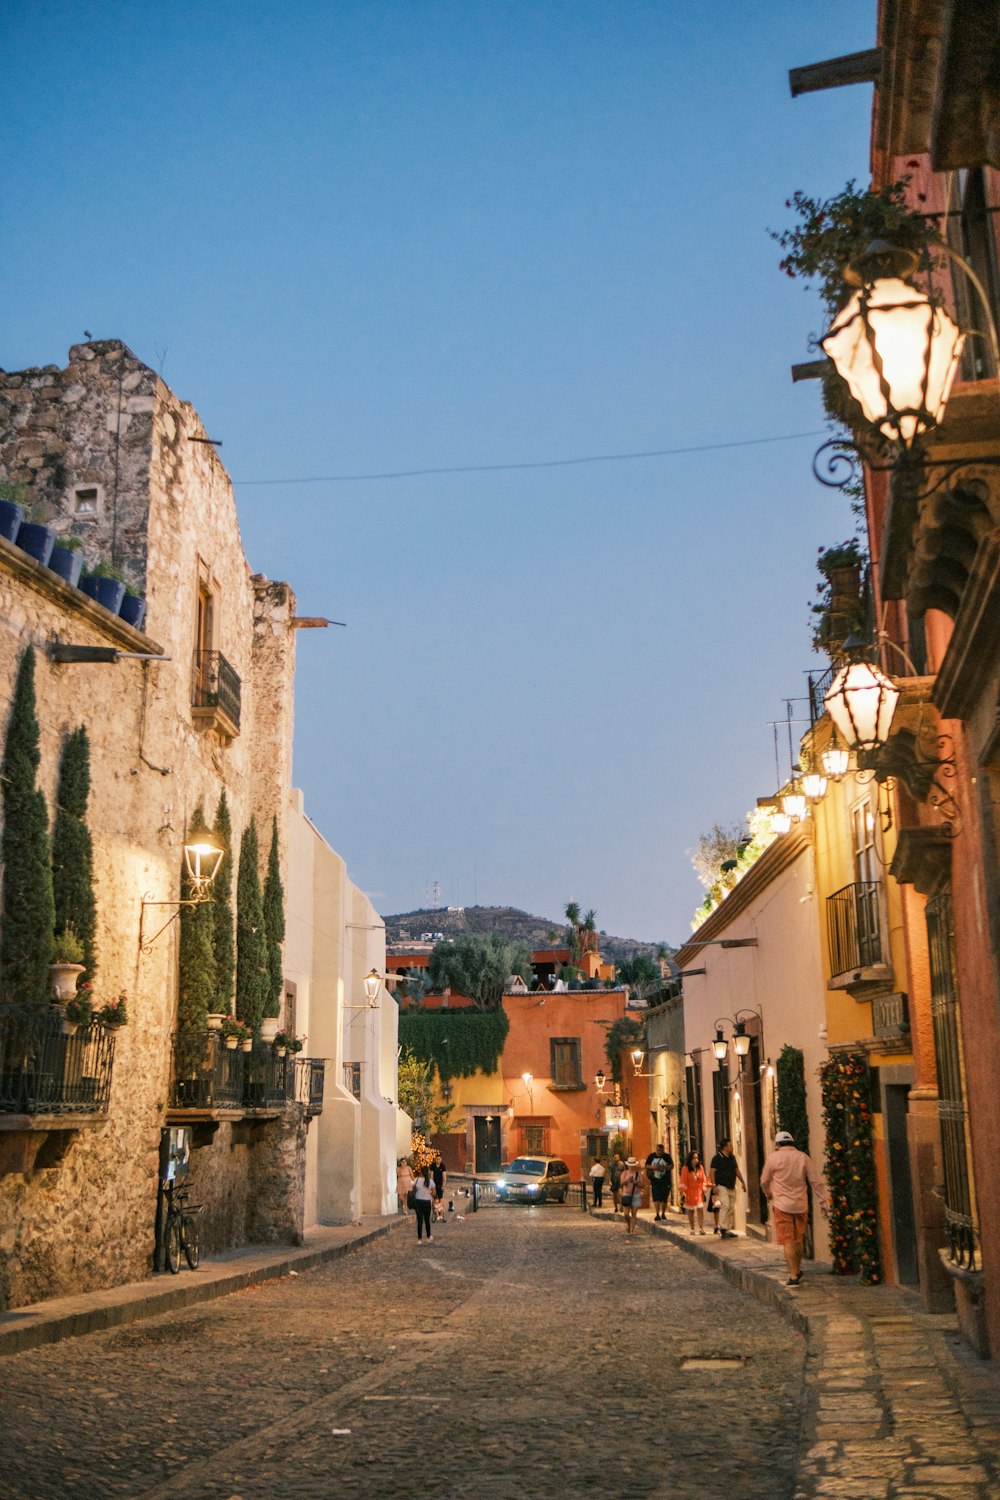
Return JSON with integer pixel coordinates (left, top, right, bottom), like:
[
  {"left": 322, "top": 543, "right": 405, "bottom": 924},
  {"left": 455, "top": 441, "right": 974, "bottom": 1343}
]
[
  {"left": 680, "top": 1149, "right": 707, "bottom": 1235},
  {"left": 620, "top": 1156, "right": 644, "bottom": 1238},
  {"left": 413, "top": 1164, "right": 434, "bottom": 1244},
  {"left": 396, "top": 1158, "right": 414, "bottom": 1215}
]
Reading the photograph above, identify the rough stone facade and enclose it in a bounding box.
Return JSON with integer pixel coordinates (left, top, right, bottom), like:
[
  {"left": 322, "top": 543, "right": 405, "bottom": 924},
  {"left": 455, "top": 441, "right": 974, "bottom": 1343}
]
[{"left": 0, "top": 342, "right": 308, "bottom": 1309}]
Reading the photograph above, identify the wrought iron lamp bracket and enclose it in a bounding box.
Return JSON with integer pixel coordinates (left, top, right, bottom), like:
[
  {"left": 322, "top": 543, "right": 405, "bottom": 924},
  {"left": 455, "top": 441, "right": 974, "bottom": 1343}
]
[
  {"left": 857, "top": 729, "right": 959, "bottom": 835},
  {"left": 813, "top": 435, "right": 1000, "bottom": 505},
  {"left": 139, "top": 891, "right": 210, "bottom": 953}
]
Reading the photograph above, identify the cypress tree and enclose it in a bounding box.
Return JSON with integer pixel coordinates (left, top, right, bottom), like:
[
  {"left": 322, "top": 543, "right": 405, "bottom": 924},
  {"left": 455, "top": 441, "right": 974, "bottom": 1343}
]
[
  {"left": 235, "top": 815, "right": 267, "bottom": 1033},
  {"left": 177, "top": 799, "right": 217, "bottom": 1039},
  {"left": 52, "top": 726, "right": 98, "bottom": 983},
  {"left": 211, "top": 788, "right": 235, "bottom": 1012},
  {"left": 262, "top": 815, "right": 285, "bottom": 1020},
  {"left": 1, "top": 647, "right": 55, "bottom": 1006}
]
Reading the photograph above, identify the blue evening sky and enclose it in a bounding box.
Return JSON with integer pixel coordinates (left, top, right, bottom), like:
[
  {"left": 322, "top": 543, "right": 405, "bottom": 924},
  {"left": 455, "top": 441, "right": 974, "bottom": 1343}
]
[{"left": 3, "top": 1, "right": 876, "bottom": 944}]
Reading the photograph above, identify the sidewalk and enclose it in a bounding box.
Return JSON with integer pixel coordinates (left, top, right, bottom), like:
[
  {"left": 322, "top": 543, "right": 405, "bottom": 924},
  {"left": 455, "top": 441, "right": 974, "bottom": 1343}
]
[
  {"left": 0, "top": 1215, "right": 404, "bottom": 1358},
  {"left": 598, "top": 1204, "right": 1000, "bottom": 1497}
]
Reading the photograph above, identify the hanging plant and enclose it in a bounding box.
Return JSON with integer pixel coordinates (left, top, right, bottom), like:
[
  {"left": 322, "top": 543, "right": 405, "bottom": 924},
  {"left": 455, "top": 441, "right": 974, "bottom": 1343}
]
[
  {"left": 1, "top": 646, "right": 55, "bottom": 1006},
  {"left": 820, "top": 1052, "right": 882, "bottom": 1284},
  {"left": 398, "top": 1007, "right": 510, "bottom": 1083},
  {"left": 604, "top": 1016, "right": 645, "bottom": 1083},
  {"left": 52, "top": 725, "right": 98, "bottom": 984}
]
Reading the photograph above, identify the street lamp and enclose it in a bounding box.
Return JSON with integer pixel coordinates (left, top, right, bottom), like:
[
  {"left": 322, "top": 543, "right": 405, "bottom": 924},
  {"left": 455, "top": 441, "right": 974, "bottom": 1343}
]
[
  {"left": 824, "top": 647, "right": 901, "bottom": 754},
  {"left": 820, "top": 741, "right": 850, "bottom": 782},
  {"left": 522, "top": 1071, "right": 534, "bottom": 1111},
  {"left": 363, "top": 968, "right": 382, "bottom": 1007},
  {"left": 821, "top": 242, "right": 964, "bottom": 447},
  {"left": 182, "top": 822, "right": 225, "bottom": 892},
  {"left": 713, "top": 1010, "right": 763, "bottom": 1063}
]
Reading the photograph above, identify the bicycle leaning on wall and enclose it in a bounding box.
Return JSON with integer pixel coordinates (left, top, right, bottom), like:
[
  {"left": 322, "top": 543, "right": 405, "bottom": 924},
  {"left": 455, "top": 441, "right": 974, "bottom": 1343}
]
[{"left": 163, "top": 1180, "right": 202, "bottom": 1273}]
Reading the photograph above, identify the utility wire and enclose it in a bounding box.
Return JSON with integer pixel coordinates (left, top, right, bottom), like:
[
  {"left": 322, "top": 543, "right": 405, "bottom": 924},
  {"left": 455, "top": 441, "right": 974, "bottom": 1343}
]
[{"left": 234, "top": 429, "right": 828, "bottom": 487}]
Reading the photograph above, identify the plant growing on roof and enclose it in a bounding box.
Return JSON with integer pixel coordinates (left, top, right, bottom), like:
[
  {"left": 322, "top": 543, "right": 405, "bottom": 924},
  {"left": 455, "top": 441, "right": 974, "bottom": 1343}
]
[
  {"left": 604, "top": 1016, "right": 645, "bottom": 1084},
  {"left": 177, "top": 799, "right": 217, "bottom": 1038},
  {"left": 235, "top": 814, "right": 268, "bottom": 1034},
  {"left": 397, "top": 1006, "right": 510, "bottom": 1083},
  {"left": 427, "top": 933, "right": 531, "bottom": 1009},
  {"left": 51, "top": 726, "right": 98, "bottom": 984},
  {"left": 1, "top": 647, "right": 55, "bottom": 1005},
  {"left": 262, "top": 815, "right": 284, "bottom": 1020},
  {"left": 211, "top": 788, "right": 235, "bottom": 1011}
]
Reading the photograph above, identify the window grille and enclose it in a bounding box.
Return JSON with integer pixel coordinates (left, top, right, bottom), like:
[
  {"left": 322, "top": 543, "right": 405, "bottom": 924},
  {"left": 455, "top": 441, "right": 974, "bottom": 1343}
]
[{"left": 927, "top": 890, "right": 980, "bottom": 1269}]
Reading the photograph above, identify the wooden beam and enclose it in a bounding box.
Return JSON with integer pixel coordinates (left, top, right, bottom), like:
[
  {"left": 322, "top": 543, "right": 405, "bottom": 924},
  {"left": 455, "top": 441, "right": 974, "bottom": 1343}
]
[{"left": 789, "top": 47, "right": 882, "bottom": 98}]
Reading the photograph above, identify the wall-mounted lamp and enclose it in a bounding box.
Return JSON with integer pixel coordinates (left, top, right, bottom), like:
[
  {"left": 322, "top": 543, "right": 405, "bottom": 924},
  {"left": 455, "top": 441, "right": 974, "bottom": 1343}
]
[
  {"left": 140, "top": 823, "right": 225, "bottom": 951},
  {"left": 628, "top": 1046, "right": 654, "bottom": 1078},
  {"left": 347, "top": 967, "right": 385, "bottom": 1011},
  {"left": 712, "top": 1010, "right": 764, "bottom": 1065},
  {"left": 594, "top": 1068, "right": 607, "bottom": 1094}
]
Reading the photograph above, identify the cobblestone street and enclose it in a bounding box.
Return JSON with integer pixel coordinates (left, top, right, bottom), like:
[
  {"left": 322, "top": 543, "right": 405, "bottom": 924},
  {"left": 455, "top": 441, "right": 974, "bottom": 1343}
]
[{"left": 0, "top": 1207, "right": 805, "bottom": 1499}]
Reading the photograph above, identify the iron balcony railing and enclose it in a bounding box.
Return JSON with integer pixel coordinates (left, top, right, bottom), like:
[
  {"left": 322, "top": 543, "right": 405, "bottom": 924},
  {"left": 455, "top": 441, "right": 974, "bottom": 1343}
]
[
  {"left": 0, "top": 1005, "right": 116, "bottom": 1116},
  {"left": 171, "top": 1032, "right": 324, "bottom": 1116},
  {"left": 191, "top": 650, "right": 241, "bottom": 732},
  {"left": 827, "top": 881, "right": 885, "bottom": 976}
]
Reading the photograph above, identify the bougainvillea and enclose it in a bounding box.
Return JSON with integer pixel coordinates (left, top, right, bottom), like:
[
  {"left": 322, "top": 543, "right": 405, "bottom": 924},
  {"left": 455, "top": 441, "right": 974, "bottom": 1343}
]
[{"left": 820, "top": 1052, "right": 882, "bottom": 1284}]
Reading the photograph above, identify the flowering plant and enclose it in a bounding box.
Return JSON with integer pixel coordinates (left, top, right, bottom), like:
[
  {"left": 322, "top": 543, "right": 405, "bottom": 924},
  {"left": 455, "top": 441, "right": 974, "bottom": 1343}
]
[
  {"left": 98, "top": 992, "right": 128, "bottom": 1028},
  {"left": 221, "top": 1017, "right": 252, "bottom": 1043},
  {"left": 820, "top": 1052, "right": 882, "bottom": 1284},
  {"left": 64, "top": 993, "right": 93, "bottom": 1026}
]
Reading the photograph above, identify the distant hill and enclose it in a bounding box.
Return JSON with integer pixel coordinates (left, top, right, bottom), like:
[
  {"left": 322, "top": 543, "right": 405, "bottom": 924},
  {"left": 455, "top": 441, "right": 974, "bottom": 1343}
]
[{"left": 382, "top": 905, "right": 673, "bottom": 966}]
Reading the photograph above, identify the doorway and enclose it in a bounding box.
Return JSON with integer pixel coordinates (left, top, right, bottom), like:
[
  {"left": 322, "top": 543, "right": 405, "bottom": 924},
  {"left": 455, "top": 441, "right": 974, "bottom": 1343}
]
[
  {"left": 884, "top": 1082, "right": 919, "bottom": 1284},
  {"left": 474, "top": 1115, "right": 501, "bottom": 1173}
]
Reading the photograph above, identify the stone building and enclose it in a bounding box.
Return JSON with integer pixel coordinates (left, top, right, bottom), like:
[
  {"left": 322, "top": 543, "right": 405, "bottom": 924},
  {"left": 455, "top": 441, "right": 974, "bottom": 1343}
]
[{"left": 0, "top": 340, "right": 401, "bottom": 1310}]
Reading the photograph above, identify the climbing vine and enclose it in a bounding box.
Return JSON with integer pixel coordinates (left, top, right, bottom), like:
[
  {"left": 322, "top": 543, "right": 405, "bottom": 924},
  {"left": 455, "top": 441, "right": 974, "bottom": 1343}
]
[
  {"left": 820, "top": 1052, "right": 882, "bottom": 1284},
  {"left": 398, "top": 1006, "right": 509, "bottom": 1082},
  {"left": 776, "top": 1045, "right": 809, "bottom": 1155},
  {"left": 605, "top": 1016, "right": 645, "bottom": 1083}
]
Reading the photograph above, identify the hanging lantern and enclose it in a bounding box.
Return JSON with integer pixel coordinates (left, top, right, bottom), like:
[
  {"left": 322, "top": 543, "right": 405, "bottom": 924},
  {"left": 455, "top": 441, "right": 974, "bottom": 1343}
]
[
  {"left": 802, "top": 770, "right": 828, "bottom": 802},
  {"left": 821, "top": 250, "right": 964, "bottom": 448},
  {"left": 820, "top": 743, "right": 850, "bottom": 781},
  {"left": 183, "top": 823, "right": 225, "bottom": 890},
  {"left": 712, "top": 1029, "right": 729, "bottom": 1062},
  {"left": 732, "top": 1021, "right": 751, "bottom": 1058},
  {"left": 824, "top": 659, "right": 900, "bottom": 753}
]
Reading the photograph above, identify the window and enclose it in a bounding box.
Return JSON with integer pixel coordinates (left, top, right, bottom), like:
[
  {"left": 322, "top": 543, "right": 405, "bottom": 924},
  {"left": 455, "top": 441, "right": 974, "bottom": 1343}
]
[
  {"left": 712, "top": 1062, "right": 730, "bottom": 1152},
  {"left": 343, "top": 1062, "right": 363, "bottom": 1100},
  {"left": 71, "top": 484, "right": 101, "bottom": 517},
  {"left": 191, "top": 558, "right": 241, "bottom": 737},
  {"left": 550, "top": 1037, "right": 582, "bottom": 1088},
  {"left": 953, "top": 168, "right": 1000, "bottom": 381},
  {"left": 927, "top": 890, "right": 980, "bottom": 1269},
  {"left": 686, "top": 1060, "right": 704, "bottom": 1158},
  {"left": 586, "top": 1132, "right": 604, "bottom": 1159},
  {"left": 522, "top": 1124, "right": 545, "bottom": 1153}
]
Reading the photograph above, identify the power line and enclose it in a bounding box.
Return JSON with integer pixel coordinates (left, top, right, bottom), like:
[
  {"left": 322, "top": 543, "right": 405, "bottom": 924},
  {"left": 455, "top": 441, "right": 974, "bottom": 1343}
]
[{"left": 233, "top": 429, "right": 828, "bottom": 487}]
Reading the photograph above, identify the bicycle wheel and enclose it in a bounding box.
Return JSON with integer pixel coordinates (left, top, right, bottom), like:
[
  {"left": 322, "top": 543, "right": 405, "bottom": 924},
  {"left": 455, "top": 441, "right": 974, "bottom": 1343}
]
[
  {"left": 183, "top": 1216, "right": 200, "bottom": 1270},
  {"left": 165, "top": 1216, "right": 182, "bottom": 1274}
]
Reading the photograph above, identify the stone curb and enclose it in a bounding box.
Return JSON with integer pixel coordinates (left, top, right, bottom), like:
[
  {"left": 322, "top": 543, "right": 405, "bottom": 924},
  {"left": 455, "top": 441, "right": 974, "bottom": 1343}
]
[
  {"left": 0, "top": 1217, "right": 406, "bottom": 1359},
  {"left": 593, "top": 1207, "right": 811, "bottom": 1335}
]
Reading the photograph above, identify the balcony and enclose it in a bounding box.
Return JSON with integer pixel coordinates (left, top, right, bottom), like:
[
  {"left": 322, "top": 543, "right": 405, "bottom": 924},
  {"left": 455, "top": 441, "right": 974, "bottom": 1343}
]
[
  {"left": 191, "top": 650, "right": 241, "bottom": 738},
  {"left": 826, "top": 881, "right": 890, "bottom": 987},
  {"left": 169, "top": 1032, "right": 324, "bottom": 1119},
  {"left": 0, "top": 1006, "right": 116, "bottom": 1125}
]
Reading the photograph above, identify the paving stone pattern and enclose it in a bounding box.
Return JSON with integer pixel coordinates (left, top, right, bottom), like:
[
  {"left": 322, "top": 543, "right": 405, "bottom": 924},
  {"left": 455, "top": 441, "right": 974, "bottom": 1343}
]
[
  {"left": 0, "top": 1207, "right": 804, "bottom": 1499},
  {"left": 631, "top": 1207, "right": 1000, "bottom": 1499}
]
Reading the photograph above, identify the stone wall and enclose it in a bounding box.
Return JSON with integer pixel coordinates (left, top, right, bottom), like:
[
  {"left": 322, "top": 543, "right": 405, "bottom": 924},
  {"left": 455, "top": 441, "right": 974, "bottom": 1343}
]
[{"left": 0, "top": 343, "right": 304, "bottom": 1310}]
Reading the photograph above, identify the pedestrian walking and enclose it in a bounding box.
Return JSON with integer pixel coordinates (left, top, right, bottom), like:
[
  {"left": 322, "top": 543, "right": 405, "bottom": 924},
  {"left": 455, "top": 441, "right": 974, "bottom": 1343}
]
[
  {"left": 679, "top": 1149, "right": 707, "bottom": 1235},
  {"left": 644, "top": 1143, "right": 674, "bottom": 1221},
  {"left": 588, "top": 1157, "right": 606, "bottom": 1208},
  {"left": 619, "top": 1156, "right": 644, "bottom": 1238},
  {"left": 760, "top": 1130, "right": 828, "bottom": 1286},
  {"left": 396, "top": 1158, "right": 414, "bottom": 1215},
  {"left": 413, "top": 1164, "right": 434, "bottom": 1244},
  {"left": 431, "top": 1153, "right": 447, "bottom": 1223},
  {"left": 609, "top": 1152, "right": 624, "bottom": 1214},
  {"left": 707, "top": 1137, "right": 746, "bottom": 1240}
]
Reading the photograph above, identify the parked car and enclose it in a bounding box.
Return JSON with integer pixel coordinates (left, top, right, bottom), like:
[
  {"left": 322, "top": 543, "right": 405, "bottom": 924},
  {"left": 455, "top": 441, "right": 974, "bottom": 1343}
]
[{"left": 495, "top": 1156, "right": 571, "bottom": 1204}]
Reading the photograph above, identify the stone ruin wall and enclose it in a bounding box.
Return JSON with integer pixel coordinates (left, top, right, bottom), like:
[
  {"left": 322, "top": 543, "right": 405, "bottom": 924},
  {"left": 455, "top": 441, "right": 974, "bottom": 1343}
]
[{"left": 0, "top": 344, "right": 305, "bottom": 1309}]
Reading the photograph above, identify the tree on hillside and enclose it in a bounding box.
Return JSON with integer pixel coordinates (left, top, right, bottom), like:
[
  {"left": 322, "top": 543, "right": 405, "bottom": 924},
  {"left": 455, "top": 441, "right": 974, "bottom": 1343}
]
[
  {"left": 428, "top": 933, "right": 532, "bottom": 1009},
  {"left": 615, "top": 955, "right": 661, "bottom": 994},
  {"left": 1, "top": 647, "right": 55, "bottom": 1005}
]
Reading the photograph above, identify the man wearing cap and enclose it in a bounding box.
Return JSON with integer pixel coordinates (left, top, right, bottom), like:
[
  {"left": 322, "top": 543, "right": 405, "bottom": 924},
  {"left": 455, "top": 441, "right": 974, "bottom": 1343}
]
[{"left": 760, "top": 1130, "right": 828, "bottom": 1286}]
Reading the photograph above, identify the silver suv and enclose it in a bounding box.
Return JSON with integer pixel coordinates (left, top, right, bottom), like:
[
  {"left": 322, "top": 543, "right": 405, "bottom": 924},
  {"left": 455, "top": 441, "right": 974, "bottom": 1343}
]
[{"left": 496, "top": 1156, "right": 571, "bottom": 1204}]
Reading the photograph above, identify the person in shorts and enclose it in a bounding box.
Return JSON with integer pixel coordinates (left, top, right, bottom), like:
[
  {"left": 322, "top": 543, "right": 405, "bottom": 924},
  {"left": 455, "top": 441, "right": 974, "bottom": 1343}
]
[
  {"left": 645, "top": 1144, "right": 674, "bottom": 1221},
  {"left": 760, "top": 1130, "right": 828, "bottom": 1285},
  {"left": 619, "top": 1157, "right": 644, "bottom": 1238}
]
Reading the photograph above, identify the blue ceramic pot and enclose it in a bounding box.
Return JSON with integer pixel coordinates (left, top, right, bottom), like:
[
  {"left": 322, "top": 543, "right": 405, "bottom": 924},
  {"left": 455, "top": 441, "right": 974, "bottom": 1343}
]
[
  {"left": 0, "top": 500, "right": 23, "bottom": 542},
  {"left": 80, "top": 575, "right": 126, "bottom": 614},
  {"left": 48, "top": 545, "right": 84, "bottom": 588},
  {"left": 119, "top": 594, "right": 147, "bottom": 631},
  {"left": 16, "top": 522, "right": 55, "bottom": 567}
]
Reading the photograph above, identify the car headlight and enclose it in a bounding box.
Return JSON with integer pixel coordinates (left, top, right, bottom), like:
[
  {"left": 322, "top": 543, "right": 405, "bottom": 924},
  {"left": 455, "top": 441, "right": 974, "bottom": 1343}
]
[
  {"left": 526, "top": 1184, "right": 539, "bottom": 1192},
  {"left": 496, "top": 1180, "right": 506, "bottom": 1189}
]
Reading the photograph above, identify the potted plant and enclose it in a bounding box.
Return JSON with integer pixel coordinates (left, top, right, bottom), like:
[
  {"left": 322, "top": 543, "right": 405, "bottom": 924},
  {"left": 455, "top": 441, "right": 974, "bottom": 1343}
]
[
  {"left": 48, "top": 532, "right": 85, "bottom": 588},
  {"left": 63, "top": 991, "right": 93, "bottom": 1035},
  {"left": 206, "top": 1010, "right": 228, "bottom": 1031},
  {"left": 16, "top": 504, "right": 56, "bottom": 567},
  {"left": 97, "top": 991, "right": 128, "bottom": 1029},
  {"left": 119, "top": 581, "right": 147, "bottom": 632},
  {"left": 221, "top": 1016, "right": 249, "bottom": 1050},
  {"left": 49, "top": 927, "right": 86, "bottom": 1001},
  {"left": 80, "top": 559, "right": 127, "bottom": 615},
  {"left": 812, "top": 540, "right": 867, "bottom": 655},
  {"left": 0, "top": 479, "right": 26, "bottom": 543},
  {"left": 273, "top": 1031, "right": 303, "bottom": 1057}
]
